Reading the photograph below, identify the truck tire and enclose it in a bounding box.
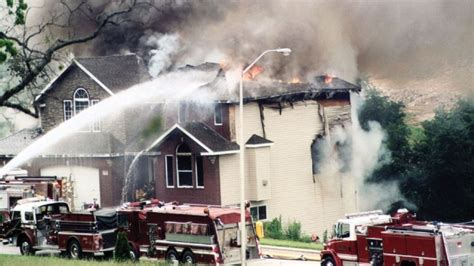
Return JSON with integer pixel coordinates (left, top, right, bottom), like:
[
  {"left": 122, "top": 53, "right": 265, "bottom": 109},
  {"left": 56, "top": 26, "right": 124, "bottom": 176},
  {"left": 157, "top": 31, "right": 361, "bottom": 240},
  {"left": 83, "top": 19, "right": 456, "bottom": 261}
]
[
  {"left": 321, "top": 256, "right": 336, "bottom": 266},
  {"left": 129, "top": 244, "right": 139, "bottom": 262},
  {"left": 67, "top": 239, "right": 83, "bottom": 259},
  {"left": 103, "top": 251, "right": 114, "bottom": 260},
  {"left": 19, "top": 238, "right": 35, "bottom": 256},
  {"left": 165, "top": 248, "right": 179, "bottom": 263},
  {"left": 181, "top": 250, "right": 196, "bottom": 265}
]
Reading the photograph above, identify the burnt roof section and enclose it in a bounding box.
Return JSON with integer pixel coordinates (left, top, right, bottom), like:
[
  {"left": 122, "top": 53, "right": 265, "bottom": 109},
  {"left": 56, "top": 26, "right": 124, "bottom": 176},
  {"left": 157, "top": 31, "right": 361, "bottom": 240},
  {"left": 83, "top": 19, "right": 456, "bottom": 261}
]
[
  {"left": 0, "top": 128, "right": 41, "bottom": 157},
  {"left": 75, "top": 54, "right": 151, "bottom": 92},
  {"left": 185, "top": 62, "right": 361, "bottom": 103},
  {"left": 149, "top": 122, "right": 239, "bottom": 154},
  {"left": 246, "top": 134, "right": 273, "bottom": 145}
]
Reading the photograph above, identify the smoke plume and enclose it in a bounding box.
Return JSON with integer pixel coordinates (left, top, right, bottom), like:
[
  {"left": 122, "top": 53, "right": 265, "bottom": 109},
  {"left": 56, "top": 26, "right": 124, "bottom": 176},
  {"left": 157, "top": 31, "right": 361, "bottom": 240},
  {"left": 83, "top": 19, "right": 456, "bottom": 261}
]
[{"left": 34, "top": 0, "right": 471, "bottom": 92}]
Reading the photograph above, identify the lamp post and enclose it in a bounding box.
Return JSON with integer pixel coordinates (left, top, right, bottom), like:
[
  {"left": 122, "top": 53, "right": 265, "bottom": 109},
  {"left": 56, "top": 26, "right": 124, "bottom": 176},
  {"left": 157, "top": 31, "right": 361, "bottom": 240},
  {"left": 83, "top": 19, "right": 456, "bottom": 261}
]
[{"left": 239, "top": 48, "right": 291, "bottom": 264}]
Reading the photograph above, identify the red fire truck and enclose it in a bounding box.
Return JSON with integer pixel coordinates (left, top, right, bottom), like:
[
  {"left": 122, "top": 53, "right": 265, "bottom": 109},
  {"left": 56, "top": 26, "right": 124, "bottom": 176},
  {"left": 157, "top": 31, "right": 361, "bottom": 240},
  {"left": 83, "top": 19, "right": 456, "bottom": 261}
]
[
  {"left": 321, "top": 209, "right": 474, "bottom": 266},
  {"left": 0, "top": 199, "right": 117, "bottom": 259},
  {"left": 117, "top": 200, "right": 261, "bottom": 265}
]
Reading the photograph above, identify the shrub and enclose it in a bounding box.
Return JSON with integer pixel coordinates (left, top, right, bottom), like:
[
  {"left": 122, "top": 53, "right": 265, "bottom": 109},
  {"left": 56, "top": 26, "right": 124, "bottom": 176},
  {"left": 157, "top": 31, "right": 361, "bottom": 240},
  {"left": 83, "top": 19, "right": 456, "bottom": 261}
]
[
  {"left": 114, "top": 231, "right": 131, "bottom": 261},
  {"left": 285, "top": 220, "right": 302, "bottom": 241},
  {"left": 300, "top": 234, "right": 313, "bottom": 243},
  {"left": 323, "top": 230, "right": 328, "bottom": 243},
  {"left": 263, "top": 216, "right": 284, "bottom": 239}
]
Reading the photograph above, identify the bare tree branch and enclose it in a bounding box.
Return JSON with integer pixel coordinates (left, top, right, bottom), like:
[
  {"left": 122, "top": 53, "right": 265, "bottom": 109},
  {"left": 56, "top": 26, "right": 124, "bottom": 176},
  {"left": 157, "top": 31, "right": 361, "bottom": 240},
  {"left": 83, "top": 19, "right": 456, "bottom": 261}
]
[{"left": 0, "top": 0, "right": 139, "bottom": 118}]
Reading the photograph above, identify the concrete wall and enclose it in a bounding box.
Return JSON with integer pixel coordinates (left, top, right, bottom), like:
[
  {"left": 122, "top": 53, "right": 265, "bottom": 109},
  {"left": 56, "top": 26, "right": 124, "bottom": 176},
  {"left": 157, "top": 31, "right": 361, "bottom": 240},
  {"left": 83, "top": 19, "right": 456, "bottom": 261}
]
[{"left": 220, "top": 101, "right": 358, "bottom": 236}]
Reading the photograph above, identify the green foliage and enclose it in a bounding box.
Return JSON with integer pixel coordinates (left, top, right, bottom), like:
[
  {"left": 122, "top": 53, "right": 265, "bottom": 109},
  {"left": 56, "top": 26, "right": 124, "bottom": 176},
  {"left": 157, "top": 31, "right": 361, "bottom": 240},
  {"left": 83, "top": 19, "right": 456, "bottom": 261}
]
[
  {"left": 263, "top": 216, "right": 284, "bottom": 239},
  {"left": 285, "top": 220, "right": 302, "bottom": 241},
  {"left": 404, "top": 100, "right": 474, "bottom": 221},
  {"left": 114, "top": 231, "right": 131, "bottom": 261},
  {"left": 1, "top": 0, "right": 27, "bottom": 63},
  {"left": 141, "top": 116, "right": 163, "bottom": 140},
  {"left": 323, "top": 230, "right": 328, "bottom": 243},
  {"left": 259, "top": 238, "right": 323, "bottom": 251},
  {"left": 358, "top": 88, "right": 412, "bottom": 182}
]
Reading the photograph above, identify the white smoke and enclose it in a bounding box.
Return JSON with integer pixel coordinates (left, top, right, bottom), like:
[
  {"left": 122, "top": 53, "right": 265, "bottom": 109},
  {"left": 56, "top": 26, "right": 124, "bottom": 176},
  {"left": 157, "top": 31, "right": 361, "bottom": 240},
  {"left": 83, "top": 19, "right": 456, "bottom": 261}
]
[
  {"left": 145, "top": 33, "right": 181, "bottom": 78},
  {"left": 316, "top": 93, "right": 411, "bottom": 211}
]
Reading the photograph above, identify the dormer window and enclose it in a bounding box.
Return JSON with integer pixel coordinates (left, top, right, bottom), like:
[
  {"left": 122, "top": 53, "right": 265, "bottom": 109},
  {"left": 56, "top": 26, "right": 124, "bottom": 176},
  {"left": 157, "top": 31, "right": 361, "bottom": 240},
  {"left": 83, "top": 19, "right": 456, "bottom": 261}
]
[{"left": 73, "top": 88, "right": 90, "bottom": 115}]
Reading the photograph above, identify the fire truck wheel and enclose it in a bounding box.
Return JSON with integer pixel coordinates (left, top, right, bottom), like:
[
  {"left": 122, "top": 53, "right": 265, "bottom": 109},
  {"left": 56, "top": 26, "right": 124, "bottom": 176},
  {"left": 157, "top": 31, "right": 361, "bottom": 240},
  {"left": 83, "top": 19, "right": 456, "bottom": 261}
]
[
  {"left": 129, "top": 245, "right": 139, "bottom": 262},
  {"left": 19, "top": 238, "right": 35, "bottom": 256},
  {"left": 165, "top": 248, "right": 179, "bottom": 263},
  {"left": 181, "top": 250, "right": 196, "bottom": 265},
  {"left": 67, "top": 239, "right": 83, "bottom": 259},
  {"left": 321, "top": 256, "right": 336, "bottom": 266},
  {"left": 103, "top": 251, "right": 114, "bottom": 260}
]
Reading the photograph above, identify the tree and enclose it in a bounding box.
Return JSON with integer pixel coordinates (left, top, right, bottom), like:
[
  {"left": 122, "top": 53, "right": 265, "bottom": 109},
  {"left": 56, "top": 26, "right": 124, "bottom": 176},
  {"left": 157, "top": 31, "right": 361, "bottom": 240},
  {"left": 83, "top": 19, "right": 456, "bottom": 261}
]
[
  {"left": 358, "top": 86, "right": 412, "bottom": 182},
  {"left": 406, "top": 100, "right": 474, "bottom": 221},
  {"left": 0, "top": 0, "right": 143, "bottom": 118},
  {"left": 114, "top": 231, "right": 131, "bottom": 261}
]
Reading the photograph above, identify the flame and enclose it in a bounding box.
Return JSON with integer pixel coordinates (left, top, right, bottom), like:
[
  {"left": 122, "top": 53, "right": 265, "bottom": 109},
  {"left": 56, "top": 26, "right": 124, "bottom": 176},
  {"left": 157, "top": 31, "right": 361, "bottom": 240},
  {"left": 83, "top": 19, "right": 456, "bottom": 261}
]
[
  {"left": 244, "top": 65, "right": 264, "bottom": 80},
  {"left": 290, "top": 77, "right": 301, "bottom": 83},
  {"left": 324, "top": 74, "right": 334, "bottom": 84}
]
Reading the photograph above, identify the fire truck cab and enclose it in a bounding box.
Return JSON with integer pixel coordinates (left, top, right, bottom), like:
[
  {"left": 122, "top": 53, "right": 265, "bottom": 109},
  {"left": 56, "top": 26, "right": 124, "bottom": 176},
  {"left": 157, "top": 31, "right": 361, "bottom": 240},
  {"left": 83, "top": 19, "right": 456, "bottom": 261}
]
[
  {"left": 1, "top": 199, "right": 117, "bottom": 259},
  {"left": 321, "top": 209, "right": 474, "bottom": 266}
]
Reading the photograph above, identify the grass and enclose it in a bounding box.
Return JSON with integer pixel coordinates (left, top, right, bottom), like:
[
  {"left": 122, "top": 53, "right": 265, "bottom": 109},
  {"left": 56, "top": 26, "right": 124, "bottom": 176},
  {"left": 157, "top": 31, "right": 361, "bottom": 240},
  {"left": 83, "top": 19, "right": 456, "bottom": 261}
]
[
  {"left": 259, "top": 238, "right": 323, "bottom": 251},
  {"left": 0, "top": 254, "right": 167, "bottom": 266}
]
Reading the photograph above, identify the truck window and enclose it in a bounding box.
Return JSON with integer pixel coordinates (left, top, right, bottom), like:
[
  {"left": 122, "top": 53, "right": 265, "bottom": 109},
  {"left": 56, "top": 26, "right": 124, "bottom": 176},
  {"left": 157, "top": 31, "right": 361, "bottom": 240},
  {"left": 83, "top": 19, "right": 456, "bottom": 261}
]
[
  {"left": 59, "top": 205, "right": 68, "bottom": 214},
  {"left": 337, "top": 223, "right": 350, "bottom": 238},
  {"left": 24, "top": 212, "right": 34, "bottom": 222},
  {"left": 10, "top": 211, "right": 20, "bottom": 221}
]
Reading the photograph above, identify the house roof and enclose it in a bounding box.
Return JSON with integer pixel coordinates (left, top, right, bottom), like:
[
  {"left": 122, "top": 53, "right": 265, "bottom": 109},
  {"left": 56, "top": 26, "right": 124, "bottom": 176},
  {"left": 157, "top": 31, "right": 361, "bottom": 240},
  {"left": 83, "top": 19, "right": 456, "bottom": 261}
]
[
  {"left": 41, "top": 132, "right": 124, "bottom": 157},
  {"left": 246, "top": 134, "right": 273, "bottom": 145},
  {"left": 35, "top": 54, "right": 150, "bottom": 102},
  {"left": 0, "top": 129, "right": 124, "bottom": 158},
  {"left": 148, "top": 122, "right": 239, "bottom": 156},
  {"left": 183, "top": 62, "right": 361, "bottom": 103},
  {"left": 0, "top": 128, "right": 41, "bottom": 157},
  {"left": 75, "top": 54, "right": 150, "bottom": 92}
]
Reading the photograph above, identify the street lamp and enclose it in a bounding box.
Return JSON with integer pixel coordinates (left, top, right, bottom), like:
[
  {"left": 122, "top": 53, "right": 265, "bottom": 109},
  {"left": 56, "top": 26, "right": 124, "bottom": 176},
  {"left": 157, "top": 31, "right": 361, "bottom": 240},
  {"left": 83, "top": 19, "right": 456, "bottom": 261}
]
[{"left": 239, "top": 48, "right": 291, "bottom": 264}]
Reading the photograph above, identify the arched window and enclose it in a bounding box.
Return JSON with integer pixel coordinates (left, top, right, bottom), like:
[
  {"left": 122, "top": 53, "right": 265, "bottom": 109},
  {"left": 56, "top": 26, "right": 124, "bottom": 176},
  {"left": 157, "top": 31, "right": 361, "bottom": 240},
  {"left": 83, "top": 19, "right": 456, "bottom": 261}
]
[
  {"left": 176, "top": 143, "right": 193, "bottom": 187},
  {"left": 73, "top": 88, "right": 90, "bottom": 115}
]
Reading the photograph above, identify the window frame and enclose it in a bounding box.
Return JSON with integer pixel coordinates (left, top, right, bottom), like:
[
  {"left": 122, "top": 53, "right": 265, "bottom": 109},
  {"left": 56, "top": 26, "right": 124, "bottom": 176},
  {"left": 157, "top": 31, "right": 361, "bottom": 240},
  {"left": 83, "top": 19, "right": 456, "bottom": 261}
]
[
  {"left": 195, "top": 156, "right": 204, "bottom": 189},
  {"left": 176, "top": 144, "right": 193, "bottom": 188},
  {"left": 165, "top": 155, "right": 174, "bottom": 188},
  {"left": 91, "top": 99, "right": 101, "bottom": 132},
  {"left": 73, "top": 88, "right": 91, "bottom": 132},
  {"left": 250, "top": 205, "right": 267, "bottom": 221},
  {"left": 214, "top": 104, "right": 223, "bottom": 126},
  {"left": 63, "top": 100, "right": 73, "bottom": 121}
]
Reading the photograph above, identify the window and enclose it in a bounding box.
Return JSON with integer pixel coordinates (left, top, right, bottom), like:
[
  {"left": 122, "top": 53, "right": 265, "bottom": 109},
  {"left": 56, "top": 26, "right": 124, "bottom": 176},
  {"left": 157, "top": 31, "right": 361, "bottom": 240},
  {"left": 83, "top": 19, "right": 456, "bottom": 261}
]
[
  {"left": 73, "top": 88, "right": 90, "bottom": 115},
  {"left": 214, "top": 104, "right": 223, "bottom": 125},
  {"left": 250, "top": 205, "right": 267, "bottom": 221},
  {"left": 63, "top": 100, "right": 73, "bottom": 121},
  {"left": 90, "top": 99, "right": 101, "bottom": 132},
  {"left": 24, "top": 212, "right": 34, "bottom": 221},
  {"left": 176, "top": 144, "right": 193, "bottom": 187},
  {"left": 195, "top": 156, "right": 204, "bottom": 188},
  {"left": 165, "top": 155, "right": 174, "bottom": 187}
]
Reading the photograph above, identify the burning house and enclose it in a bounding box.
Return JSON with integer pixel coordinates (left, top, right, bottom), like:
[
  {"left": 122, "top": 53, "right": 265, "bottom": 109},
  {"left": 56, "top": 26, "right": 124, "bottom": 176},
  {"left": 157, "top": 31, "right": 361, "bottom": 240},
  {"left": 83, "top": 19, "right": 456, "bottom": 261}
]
[{"left": 0, "top": 54, "right": 361, "bottom": 235}]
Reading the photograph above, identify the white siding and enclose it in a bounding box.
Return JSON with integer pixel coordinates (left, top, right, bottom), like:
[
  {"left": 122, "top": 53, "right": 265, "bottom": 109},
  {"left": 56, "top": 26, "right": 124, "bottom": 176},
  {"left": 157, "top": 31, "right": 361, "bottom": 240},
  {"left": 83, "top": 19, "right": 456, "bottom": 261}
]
[{"left": 220, "top": 102, "right": 358, "bottom": 236}]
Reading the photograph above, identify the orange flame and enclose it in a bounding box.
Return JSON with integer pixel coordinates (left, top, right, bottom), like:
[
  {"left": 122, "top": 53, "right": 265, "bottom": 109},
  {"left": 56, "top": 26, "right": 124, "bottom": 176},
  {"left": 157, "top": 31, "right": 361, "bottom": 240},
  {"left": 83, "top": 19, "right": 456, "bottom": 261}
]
[
  {"left": 290, "top": 77, "right": 301, "bottom": 84},
  {"left": 244, "top": 65, "right": 264, "bottom": 80},
  {"left": 324, "top": 74, "right": 334, "bottom": 84}
]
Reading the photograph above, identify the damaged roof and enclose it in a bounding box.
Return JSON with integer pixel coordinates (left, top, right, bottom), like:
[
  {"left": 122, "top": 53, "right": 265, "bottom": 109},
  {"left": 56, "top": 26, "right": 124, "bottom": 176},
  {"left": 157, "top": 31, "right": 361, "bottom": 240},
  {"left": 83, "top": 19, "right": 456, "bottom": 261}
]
[
  {"left": 184, "top": 62, "right": 361, "bottom": 103},
  {"left": 148, "top": 122, "right": 239, "bottom": 155},
  {"left": 0, "top": 128, "right": 41, "bottom": 157}
]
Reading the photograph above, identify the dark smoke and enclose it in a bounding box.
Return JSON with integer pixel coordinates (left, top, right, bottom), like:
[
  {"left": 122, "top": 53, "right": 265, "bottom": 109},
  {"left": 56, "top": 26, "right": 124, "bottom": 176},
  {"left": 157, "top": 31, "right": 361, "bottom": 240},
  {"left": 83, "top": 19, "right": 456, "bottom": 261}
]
[{"left": 36, "top": 0, "right": 473, "bottom": 90}]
